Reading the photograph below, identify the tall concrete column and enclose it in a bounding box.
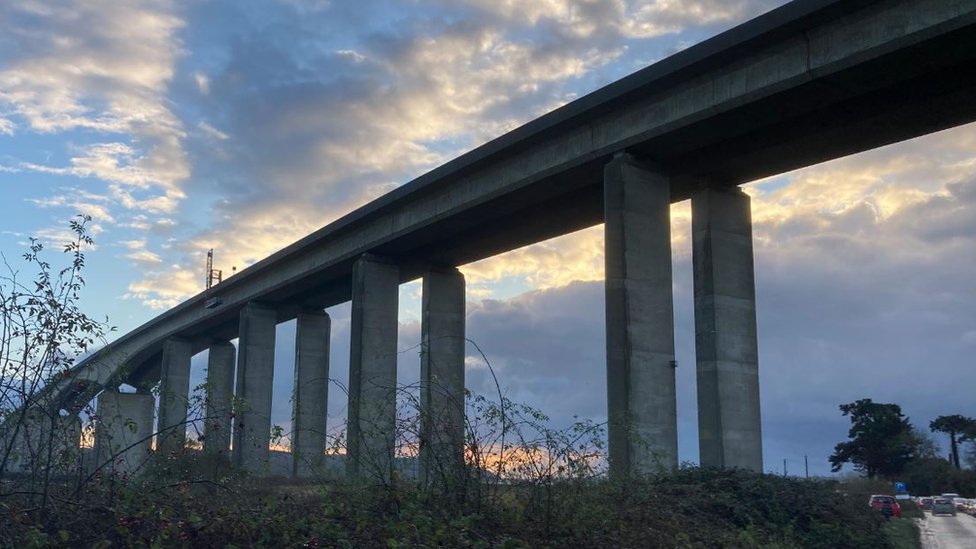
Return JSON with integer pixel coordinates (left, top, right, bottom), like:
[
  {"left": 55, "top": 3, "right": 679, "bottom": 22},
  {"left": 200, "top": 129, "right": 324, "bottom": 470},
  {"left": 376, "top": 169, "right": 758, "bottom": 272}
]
[
  {"left": 54, "top": 414, "right": 82, "bottom": 471},
  {"left": 156, "top": 337, "right": 192, "bottom": 455},
  {"left": 420, "top": 267, "right": 466, "bottom": 488},
  {"left": 347, "top": 254, "right": 399, "bottom": 481},
  {"left": 692, "top": 187, "right": 763, "bottom": 471},
  {"left": 604, "top": 153, "right": 678, "bottom": 478},
  {"left": 3, "top": 408, "right": 46, "bottom": 473},
  {"left": 95, "top": 391, "right": 155, "bottom": 476},
  {"left": 292, "top": 309, "right": 331, "bottom": 478},
  {"left": 204, "top": 341, "right": 236, "bottom": 457},
  {"left": 232, "top": 302, "right": 277, "bottom": 474}
]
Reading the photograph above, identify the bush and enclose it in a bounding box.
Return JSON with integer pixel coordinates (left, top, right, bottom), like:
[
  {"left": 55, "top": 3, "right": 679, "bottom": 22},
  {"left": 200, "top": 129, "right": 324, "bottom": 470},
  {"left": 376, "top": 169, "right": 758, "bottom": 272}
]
[{"left": 1, "top": 467, "right": 894, "bottom": 548}]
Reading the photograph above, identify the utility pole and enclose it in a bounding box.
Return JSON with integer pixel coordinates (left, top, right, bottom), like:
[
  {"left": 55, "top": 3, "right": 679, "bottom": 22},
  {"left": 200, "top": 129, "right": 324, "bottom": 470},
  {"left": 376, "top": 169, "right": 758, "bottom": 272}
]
[
  {"left": 805, "top": 455, "right": 809, "bottom": 479},
  {"left": 783, "top": 458, "right": 787, "bottom": 477}
]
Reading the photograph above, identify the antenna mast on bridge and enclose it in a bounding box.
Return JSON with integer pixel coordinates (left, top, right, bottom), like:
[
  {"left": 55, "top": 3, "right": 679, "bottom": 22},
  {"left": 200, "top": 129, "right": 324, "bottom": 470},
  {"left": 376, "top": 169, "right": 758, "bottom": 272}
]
[{"left": 206, "top": 249, "right": 223, "bottom": 290}]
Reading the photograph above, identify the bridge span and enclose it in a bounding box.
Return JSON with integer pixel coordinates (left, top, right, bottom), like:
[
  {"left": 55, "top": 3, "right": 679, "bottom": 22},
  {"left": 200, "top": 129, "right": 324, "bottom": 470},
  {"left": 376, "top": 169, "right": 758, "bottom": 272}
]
[{"left": 21, "top": 0, "right": 976, "bottom": 480}]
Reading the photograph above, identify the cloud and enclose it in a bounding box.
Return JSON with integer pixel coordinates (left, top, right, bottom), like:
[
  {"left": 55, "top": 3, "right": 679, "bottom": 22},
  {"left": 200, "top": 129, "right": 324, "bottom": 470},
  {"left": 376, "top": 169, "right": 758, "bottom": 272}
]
[
  {"left": 0, "top": 0, "right": 189, "bottom": 232},
  {"left": 126, "top": 250, "right": 163, "bottom": 265},
  {"left": 122, "top": 0, "right": 772, "bottom": 308},
  {"left": 197, "top": 121, "right": 228, "bottom": 141},
  {"left": 123, "top": 265, "right": 198, "bottom": 310},
  {"left": 192, "top": 72, "right": 210, "bottom": 95},
  {"left": 446, "top": 0, "right": 774, "bottom": 39},
  {"left": 119, "top": 239, "right": 146, "bottom": 250},
  {"left": 0, "top": 1, "right": 184, "bottom": 135}
]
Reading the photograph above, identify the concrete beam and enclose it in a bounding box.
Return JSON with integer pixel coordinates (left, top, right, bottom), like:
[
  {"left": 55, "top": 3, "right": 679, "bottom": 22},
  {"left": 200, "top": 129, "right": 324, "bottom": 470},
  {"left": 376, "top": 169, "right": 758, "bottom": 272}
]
[
  {"left": 95, "top": 391, "right": 154, "bottom": 476},
  {"left": 39, "top": 0, "right": 976, "bottom": 414},
  {"left": 232, "top": 302, "right": 277, "bottom": 474},
  {"left": 347, "top": 254, "right": 399, "bottom": 481},
  {"left": 292, "top": 310, "right": 331, "bottom": 478},
  {"left": 204, "top": 341, "right": 236, "bottom": 457},
  {"left": 156, "top": 337, "right": 193, "bottom": 456},
  {"left": 420, "top": 267, "right": 466, "bottom": 488},
  {"left": 692, "top": 187, "right": 763, "bottom": 471},
  {"left": 604, "top": 154, "right": 677, "bottom": 477}
]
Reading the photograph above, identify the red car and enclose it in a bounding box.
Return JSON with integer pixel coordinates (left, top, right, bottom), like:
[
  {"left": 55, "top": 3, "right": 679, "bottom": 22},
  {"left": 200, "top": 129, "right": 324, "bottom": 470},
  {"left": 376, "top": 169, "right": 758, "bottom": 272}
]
[{"left": 869, "top": 495, "right": 902, "bottom": 518}]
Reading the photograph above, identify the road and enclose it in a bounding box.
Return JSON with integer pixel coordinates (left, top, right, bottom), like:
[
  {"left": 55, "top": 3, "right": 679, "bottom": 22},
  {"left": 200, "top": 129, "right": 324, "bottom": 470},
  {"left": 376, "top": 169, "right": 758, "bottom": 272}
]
[{"left": 919, "top": 512, "right": 976, "bottom": 549}]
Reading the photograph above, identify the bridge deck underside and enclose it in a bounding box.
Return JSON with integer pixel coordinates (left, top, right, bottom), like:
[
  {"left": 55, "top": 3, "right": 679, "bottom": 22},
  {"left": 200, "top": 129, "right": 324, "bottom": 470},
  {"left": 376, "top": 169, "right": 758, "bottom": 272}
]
[{"left": 38, "top": 1, "right": 976, "bottom": 395}]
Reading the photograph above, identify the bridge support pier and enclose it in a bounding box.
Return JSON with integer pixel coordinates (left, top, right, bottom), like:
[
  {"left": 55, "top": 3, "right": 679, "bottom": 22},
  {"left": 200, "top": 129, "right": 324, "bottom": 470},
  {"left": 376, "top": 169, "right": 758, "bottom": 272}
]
[
  {"left": 95, "top": 391, "right": 154, "bottom": 475},
  {"left": 204, "top": 341, "right": 236, "bottom": 457},
  {"left": 3, "top": 409, "right": 45, "bottom": 473},
  {"left": 233, "top": 302, "right": 277, "bottom": 474},
  {"left": 52, "top": 414, "right": 82, "bottom": 470},
  {"left": 420, "top": 267, "right": 466, "bottom": 489},
  {"left": 604, "top": 154, "right": 678, "bottom": 478},
  {"left": 347, "top": 254, "right": 399, "bottom": 481},
  {"left": 293, "top": 310, "right": 331, "bottom": 478},
  {"left": 157, "top": 337, "right": 192, "bottom": 455},
  {"left": 692, "top": 187, "right": 763, "bottom": 471}
]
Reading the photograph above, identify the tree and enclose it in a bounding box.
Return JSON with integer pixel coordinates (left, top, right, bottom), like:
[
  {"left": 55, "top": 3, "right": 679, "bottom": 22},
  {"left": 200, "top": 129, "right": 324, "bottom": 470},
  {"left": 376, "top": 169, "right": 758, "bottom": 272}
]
[
  {"left": 829, "top": 399, "right": 918, "bottom": 478},
  {"left": 0, "top": 215, "right": 112, "bottom": 508},
  {"left": 929, "top": 415, "right": 976, "bottom": 469}
]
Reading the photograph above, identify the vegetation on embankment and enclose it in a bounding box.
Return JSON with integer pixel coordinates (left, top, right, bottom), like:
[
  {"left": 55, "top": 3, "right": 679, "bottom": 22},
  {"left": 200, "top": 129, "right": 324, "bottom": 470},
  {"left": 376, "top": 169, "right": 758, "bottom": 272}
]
[{"left": 2, "top": 467, "right": 905, "bottom": 548}]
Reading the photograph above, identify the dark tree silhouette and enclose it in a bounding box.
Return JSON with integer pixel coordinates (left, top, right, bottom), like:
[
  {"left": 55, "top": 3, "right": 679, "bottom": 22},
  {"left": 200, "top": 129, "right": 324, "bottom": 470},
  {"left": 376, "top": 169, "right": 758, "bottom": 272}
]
[
  {"left": 829, "top": 399, "right": 918, "bottom": 478},
  {"left": 929, "top": 415, "right": 976, "bottom": 469}
]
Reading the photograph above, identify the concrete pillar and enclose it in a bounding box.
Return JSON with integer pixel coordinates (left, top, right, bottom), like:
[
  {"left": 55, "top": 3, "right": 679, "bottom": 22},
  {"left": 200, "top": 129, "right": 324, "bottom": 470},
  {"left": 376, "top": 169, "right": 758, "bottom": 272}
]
[
  {"left": 692, "top": 187, "right": 763, "bottom": 471},
  {"left": 604, "top": 153, "right": 678, "bottom": 478},
  {"left": 156, "top": 337, "right": 193, "bottom": 456},
  {"left": 420, "top": 267, "right": 466, "bottom": 488},
  {"left": 347, "top": 254, "right": 399, "bottom": 481},
  {"left": 204, "top": 341, "right": 236, "bottom": 457},
  {"left": 232, "top": 302, "right": 277, "bottom": 474},
  {"left": 95, "top": 391, "right": 154, "bottom": 476},
  {"left": 3, "top": 408, "right": 46, "bottom": 473},
  {"left": 2, "top": 411, "right": 81, "bottom": 474},
  {"left": 292, "top": 310, "right": 331, "bottom": 478},
  {"left": 54, "top": 415, "right": 82, "bottom": 470}
]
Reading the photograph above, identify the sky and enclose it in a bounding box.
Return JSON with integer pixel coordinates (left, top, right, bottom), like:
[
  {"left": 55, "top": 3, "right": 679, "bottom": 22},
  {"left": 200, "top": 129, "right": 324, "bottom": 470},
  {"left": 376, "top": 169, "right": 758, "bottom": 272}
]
[{"left": 1, "top": 0, "right": 974, "bottom": 477}]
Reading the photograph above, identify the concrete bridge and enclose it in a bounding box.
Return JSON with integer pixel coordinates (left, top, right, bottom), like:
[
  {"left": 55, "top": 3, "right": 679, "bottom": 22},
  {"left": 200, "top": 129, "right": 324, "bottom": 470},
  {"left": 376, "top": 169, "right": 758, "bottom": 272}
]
[{"left": 16, "top": 0, "right": 976, "bottom": 481}]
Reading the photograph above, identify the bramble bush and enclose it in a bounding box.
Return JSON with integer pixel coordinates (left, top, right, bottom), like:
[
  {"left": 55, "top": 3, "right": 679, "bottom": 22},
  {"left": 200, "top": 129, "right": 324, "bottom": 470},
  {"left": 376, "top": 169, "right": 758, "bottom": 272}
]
[{"left": 2, "top": 465, "right": 899, "bottom": 548}]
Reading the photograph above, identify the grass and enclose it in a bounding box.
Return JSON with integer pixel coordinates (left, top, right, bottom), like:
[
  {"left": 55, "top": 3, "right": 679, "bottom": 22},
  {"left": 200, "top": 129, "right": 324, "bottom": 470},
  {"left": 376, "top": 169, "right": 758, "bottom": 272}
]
[{"left": 882, "top": 517, "right": 921, "bottom": 549}]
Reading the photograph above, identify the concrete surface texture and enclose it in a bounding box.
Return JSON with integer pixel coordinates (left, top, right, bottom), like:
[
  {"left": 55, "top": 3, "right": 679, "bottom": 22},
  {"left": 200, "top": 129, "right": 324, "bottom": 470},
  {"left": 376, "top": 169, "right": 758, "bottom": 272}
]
[
  {"left": 2, "top": 410, "right": 81, "bottom": 473},
  {"left": 203, "top": 341, "right": 236, "bottom": 456},
  {"left": 347, "top": 255, "right": 400, "bottom": 481},
  {"left": 292, "top": 310, "right": 331, "bottom": 478},
  {"left": 419, "top": 268, "right": 466, "bottom": 486},
  {"left": 156, "top": 337, "right": 193, "bottom": 455},
  {"left": 692, "top": 187, "right": 763, "bottom": 471},
  {"left": 604, "top": 154, "right": 678, "bottom": 477},
  {"left": 232, "top": 302, "right": 277, "bottom": 473},
  {"left": 95, "top": 391, "right": 154, "bottom": 475}
]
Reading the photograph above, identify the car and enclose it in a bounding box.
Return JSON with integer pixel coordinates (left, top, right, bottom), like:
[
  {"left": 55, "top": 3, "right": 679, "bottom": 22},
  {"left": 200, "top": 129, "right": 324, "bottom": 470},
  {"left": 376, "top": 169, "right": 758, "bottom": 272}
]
[
  {"left": 918, "top": 497, "right": 934, "bottom": 510},
  {"left": 931, "top": 497, "right": 957, "bottom": 516},
  {"left": 869, "top": 495, "right": 902, "bottom": 518}
]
